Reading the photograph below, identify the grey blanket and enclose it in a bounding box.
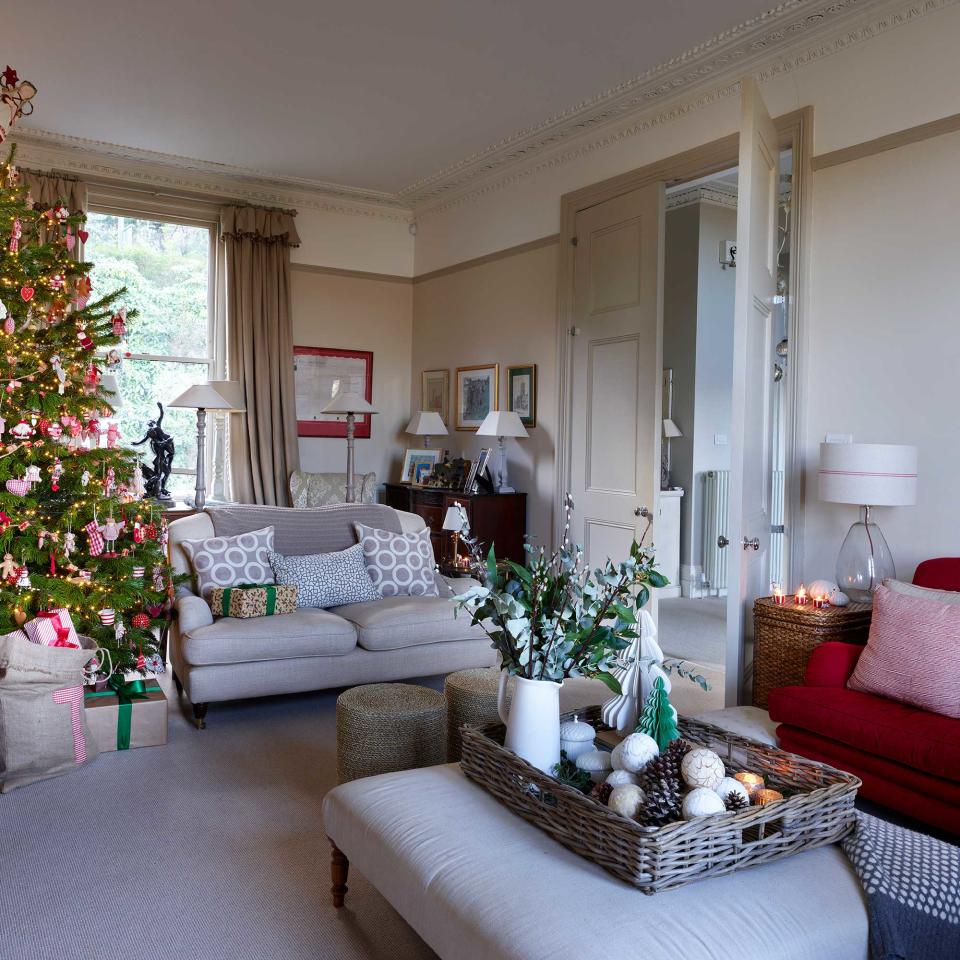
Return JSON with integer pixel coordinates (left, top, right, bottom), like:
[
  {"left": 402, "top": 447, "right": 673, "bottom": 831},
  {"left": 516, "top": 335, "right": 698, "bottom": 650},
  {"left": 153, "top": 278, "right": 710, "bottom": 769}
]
[{"left": 842, "top": 813, "right": 959, "bottom": 959}]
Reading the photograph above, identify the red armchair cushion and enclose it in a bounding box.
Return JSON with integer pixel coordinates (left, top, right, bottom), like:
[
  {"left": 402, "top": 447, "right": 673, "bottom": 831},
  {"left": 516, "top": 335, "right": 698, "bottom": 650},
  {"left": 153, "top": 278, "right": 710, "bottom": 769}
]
[
  {"left": 847, "top": 584, "right": 960, "bottom": 719},
  {"left": 767, "top": 684, "right": 960, "bottom": 781},
  {"left": 804, "top": 642, "right": 862, "bottom": 687},
  {"left": 913, "top": 557, "right": 960, "bottom": 591}
]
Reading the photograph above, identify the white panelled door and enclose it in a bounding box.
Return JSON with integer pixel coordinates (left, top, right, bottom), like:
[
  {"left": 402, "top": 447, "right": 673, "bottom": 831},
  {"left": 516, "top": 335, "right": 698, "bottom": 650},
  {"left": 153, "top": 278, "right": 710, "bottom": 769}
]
[
  {"left": 726, "top": 77, "right": 779, "bottom": 705},
  {"left": 569, "top": 183, "right": 664, "bottom": 578}
]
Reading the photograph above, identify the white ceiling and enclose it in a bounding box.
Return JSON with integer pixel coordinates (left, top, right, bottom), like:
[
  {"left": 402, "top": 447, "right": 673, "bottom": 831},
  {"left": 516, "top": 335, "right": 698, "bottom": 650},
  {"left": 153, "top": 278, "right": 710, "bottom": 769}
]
[{"left": 15, "top": 0, "right": 779, "bottom": 196}]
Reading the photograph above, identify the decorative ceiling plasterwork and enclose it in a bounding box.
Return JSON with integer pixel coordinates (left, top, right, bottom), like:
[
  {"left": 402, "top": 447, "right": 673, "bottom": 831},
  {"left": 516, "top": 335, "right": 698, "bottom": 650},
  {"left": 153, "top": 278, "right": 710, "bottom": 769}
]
[
  {"left": 666, "top": 183, "right": 739, "bottom": 211},
  {"left": 9, "top": 0, "right": 954, "bottom": 223}
]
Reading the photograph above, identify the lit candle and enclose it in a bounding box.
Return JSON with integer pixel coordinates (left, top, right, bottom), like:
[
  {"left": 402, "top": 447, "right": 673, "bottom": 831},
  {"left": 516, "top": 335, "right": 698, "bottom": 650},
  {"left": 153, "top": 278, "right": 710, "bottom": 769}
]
[
  {"left": 772, "top": 587, "right": 787, "bottom": 605},
  {"left": 795, "top": 585, "right": 809, "bottom": 606},
  {"left": 754, "top": 788, "right": 784, "bottom": 806},
  {"left": 813, "top": 595, "right": 829, "bottom": 609},
  {"left": 734, "top": 772, "right": 765, "bottom": 798}
]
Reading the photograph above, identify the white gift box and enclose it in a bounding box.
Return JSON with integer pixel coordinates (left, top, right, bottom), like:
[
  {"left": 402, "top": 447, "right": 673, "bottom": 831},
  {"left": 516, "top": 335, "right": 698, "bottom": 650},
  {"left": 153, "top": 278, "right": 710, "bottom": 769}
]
[{"left": 24, "top": 609, "right": 80, "bottom": 648}]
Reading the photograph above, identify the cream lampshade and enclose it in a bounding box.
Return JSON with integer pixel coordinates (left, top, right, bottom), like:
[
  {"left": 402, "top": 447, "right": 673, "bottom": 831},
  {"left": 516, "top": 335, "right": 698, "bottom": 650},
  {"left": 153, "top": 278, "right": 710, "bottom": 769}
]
[
  {"left": 477, "top": 411, "right": 528, "bottom": 493},
  {"left": 169, "top": 383, "right": 245, "bottom": 510},
  {"left": 819, "top": 442, "right": 918, "bottom": 601},
  {"left": 661, "top": 418, "right": 683, "bottom": 489},
  {"left": 321, "top": 390, "right": 378, "bottom": 503},
  {"left": 442, "top": 502, "right": 468, "bottom": 569},
  {"left": 405, "top": 410, "right": 447, "bottom": 448}
]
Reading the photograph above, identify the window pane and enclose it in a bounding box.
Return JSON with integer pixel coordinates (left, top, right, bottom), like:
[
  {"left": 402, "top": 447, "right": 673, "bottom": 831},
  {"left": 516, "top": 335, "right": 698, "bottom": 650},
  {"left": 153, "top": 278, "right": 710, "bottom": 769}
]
[
  {"left": 116, "top": 359, "right": 206, "bottom": 492},
  {"left": 85, "top": 212, "right": 210, "bottom": 359}
]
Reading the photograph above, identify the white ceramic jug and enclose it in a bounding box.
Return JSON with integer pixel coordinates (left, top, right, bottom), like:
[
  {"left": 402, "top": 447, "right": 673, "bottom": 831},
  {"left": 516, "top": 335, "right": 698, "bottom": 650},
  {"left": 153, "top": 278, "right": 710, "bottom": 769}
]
[{"left": 497, "top": 672, "right": 562, "bottom": 773}]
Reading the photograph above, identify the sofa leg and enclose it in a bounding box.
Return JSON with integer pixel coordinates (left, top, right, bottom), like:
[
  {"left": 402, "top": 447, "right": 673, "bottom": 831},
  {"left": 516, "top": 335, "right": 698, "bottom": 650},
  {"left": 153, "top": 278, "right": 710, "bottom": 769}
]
[
  {"left": 173, "top": 672, "right": 183, "bottom": 696},
  {"left": 192, "top": 702, "right": 209, "bottom": 730},
  {"left": 330, "top": 841, "right": 349, "bottom": 908}
]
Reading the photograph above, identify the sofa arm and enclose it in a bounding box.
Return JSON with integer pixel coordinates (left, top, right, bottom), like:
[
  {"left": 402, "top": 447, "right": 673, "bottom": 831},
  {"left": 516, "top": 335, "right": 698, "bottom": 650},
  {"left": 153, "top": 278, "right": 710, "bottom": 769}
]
[
  {"left": 803, "top": 642, "right": 862, "bottom": 688},
  {"left": 176, "top": 593, "right": 214, "bottom": 635}
]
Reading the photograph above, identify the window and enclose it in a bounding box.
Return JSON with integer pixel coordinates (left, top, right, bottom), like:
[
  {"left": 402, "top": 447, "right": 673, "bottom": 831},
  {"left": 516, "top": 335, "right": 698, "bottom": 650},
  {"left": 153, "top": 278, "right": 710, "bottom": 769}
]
[{"left": 84, "top": 193, "right": 224, "bottom": 500}]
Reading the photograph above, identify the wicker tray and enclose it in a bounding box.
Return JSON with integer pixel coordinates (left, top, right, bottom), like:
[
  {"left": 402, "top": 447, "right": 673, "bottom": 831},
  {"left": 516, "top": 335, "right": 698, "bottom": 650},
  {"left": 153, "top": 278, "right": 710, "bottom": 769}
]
[{"left": 459, "top": 705, "right": 860, "bottom": 894}]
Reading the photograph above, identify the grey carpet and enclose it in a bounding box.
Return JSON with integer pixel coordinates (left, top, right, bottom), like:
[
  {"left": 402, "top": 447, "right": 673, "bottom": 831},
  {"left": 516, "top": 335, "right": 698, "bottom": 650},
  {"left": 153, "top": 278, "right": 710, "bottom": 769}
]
[{"left": 658, "top": 596, "right": 726, "bottom": 667}]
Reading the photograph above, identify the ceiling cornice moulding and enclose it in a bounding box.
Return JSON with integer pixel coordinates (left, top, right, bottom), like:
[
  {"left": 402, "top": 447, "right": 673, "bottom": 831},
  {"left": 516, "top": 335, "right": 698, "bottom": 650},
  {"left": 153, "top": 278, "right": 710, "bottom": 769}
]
[
  {"left": 9, "top": 127, "right": 413, "bottom": 223},
  {"left": 666, "top": 184, "right": 739, "bottom": 211}
]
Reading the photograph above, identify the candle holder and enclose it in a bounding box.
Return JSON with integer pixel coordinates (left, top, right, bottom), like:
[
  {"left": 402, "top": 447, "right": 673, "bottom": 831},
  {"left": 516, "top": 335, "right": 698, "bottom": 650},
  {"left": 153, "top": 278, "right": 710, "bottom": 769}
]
[
  {"left": 772, "top": 590, "right": 787, "bottom": 606},
  {"left": 795, "top": 586, "right": 809, "bottom": 606},
  {"left": 734, "top": 771, "right": 765, "bottom": 798},
  {"left": 813, "top": 596, "right": 829, "bottom": 609},
  {"left": 754, "top": 788, "right": 784, "bottom": 806}
]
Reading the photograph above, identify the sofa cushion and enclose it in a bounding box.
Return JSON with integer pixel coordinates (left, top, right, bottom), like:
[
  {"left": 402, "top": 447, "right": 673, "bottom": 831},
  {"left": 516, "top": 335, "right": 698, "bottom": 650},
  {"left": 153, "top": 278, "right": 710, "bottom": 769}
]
[
  {"left": 847, "top": 584, "right": 960, "bottom": 718},
  {"left": 181, "top": 525, "right": 275, "bottom": 599},
  {"left": 330, "top": 596, "right": 487, "bottom": 652},
  {"left": 885, "top": 577, "right": 960, "bottom": 605},
  {"left": 767, "top": 685, "right": 960, "bottom": 782},
  {"left": 180, "top": 608, "right": 357, "bottom": 665},
  {"left": 268, "top": 545, "right": 380, "bottom": 608},
  {"left": 354, "top": 523, "right": 438, "bottom": 597}
]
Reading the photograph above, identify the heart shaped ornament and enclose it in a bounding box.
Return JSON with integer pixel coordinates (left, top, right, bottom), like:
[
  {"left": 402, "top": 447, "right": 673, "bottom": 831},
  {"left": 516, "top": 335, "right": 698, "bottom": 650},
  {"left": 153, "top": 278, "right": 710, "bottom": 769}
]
[
  {"left": 78, "top": 229, "right": 89, "bottom": 244},
  {"left": 20, "top": 286, "right": 34, "bottom": 302}
]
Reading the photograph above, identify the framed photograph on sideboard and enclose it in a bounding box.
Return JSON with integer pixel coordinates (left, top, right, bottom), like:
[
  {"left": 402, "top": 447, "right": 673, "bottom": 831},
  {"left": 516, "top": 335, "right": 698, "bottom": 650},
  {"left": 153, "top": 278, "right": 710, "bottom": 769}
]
[
  {"left": 456, "top": 363, "right": 498, "bottom": 431},
  {"left": 400, "top": 448, "right": 441, "bottom": 484},
  {"left": 421, "top": 369, "right": 450, "bottom": 425},
  {"left": 507, "top": 363, "right": 537, "bottom": 428},
  {"left": 294, "top": 346, "right": 373, "bottom": 438}
]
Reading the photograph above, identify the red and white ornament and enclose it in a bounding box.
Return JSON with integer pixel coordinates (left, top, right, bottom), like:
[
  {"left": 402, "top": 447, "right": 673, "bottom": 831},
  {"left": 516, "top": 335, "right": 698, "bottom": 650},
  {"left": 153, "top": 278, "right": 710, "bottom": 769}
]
[
  {"left": 10, "top": 419, "right": 33, "bottom": 440},
  {"left": 77, "top": 327, "right": 94, "bottom": 351},
  {"left": 8, "top": 218, "right": 20, "bottom": 253},
  {"left": 131, "top": 612, "right": 151, "bottom": 629},
  {"left": 98, "top": 608, "right": 116, "bottom": 626}
]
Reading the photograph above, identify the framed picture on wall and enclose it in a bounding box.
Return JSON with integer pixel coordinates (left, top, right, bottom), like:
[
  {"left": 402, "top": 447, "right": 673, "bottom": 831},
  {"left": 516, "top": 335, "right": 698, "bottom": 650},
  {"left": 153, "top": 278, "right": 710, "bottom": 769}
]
[
  {"left": 421, "top": 369, "right": 450, "bottom": 425},
  {"left": 293, "top": 346, "right": 373, "bottom": 438},
  {"left": 456, "top": 363, "right": 498, "bottom": 431},
  {"left": 507, "top": 364, "right": 537, "bottom": 428}
]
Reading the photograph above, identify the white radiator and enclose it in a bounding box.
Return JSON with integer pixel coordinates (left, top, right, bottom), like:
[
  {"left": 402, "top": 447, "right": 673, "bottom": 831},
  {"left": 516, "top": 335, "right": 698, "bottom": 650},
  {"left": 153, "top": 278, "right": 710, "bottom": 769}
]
[
  {"left": 702, "top": 470, "right": 730, "bottom": 592},
  {"left": 770, "top": 469, "right": 785, "bottom": 588}
]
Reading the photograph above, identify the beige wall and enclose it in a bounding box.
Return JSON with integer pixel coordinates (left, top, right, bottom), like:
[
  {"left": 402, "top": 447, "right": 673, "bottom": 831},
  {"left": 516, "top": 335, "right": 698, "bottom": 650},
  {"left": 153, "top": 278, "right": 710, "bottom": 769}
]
[
  {"left": 292, "top": 266, "right": 414, "bottom": 491},
  {"left": 412, "top": 242, "right": 558, "bottom": 549}
]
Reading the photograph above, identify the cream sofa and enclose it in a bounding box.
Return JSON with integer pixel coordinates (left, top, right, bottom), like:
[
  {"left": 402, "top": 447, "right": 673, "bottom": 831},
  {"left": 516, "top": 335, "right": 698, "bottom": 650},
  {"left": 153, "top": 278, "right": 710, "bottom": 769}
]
[{"left": 168, "top": 502, "right": 494, "bottom": 727}]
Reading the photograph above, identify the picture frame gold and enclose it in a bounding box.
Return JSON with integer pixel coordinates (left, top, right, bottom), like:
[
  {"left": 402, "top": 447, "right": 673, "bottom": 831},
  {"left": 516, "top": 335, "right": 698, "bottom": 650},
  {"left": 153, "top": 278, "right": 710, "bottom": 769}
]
[
  {"left": 421, "top": 368, "right": 450, "bottom": 425},
  {"left": 455, "top": 363, "right": 499, "bottom": 431}
]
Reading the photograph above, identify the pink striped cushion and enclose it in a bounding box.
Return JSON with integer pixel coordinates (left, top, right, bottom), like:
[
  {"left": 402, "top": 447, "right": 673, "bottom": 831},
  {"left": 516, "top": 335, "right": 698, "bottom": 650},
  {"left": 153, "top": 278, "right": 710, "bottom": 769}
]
[{"left": 848, "top": 584, "right": 960, "bottom": 718}]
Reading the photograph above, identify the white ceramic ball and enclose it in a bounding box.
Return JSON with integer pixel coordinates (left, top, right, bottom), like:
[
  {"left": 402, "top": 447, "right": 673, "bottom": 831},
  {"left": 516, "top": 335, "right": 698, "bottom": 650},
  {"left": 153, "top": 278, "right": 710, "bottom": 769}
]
[
  {"left": 682, "top": 787, "right": 726, "bottom": 819},
  {"left": 575, "top": 749, "right": 613, "bottom": 782},
  {"left": 611, "top": 733, "right": 660, "bottom": 773},
  {"left": 606, "top": 769, "right": 640, "bottom": 788},
  {"left": 714, "top": 776, "right": 750, "bottom": 805},
  {"left": 608, "top": 783, "right": 646, "bottom": 819},
  {"left": 680, "top": 748, "right": 725, "bottom": 789},
  {"left": 832, "top": 591, "right": 850, "bottom": 607}
]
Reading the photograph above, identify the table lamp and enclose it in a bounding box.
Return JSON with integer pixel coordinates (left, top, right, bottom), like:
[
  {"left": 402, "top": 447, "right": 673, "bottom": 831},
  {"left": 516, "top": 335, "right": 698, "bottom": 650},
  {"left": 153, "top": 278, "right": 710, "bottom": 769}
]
[
  {"left": 662, "top": 417, "right": 682, "bottom": 489},
  {"left": 321, "top": 389, "right": 378, "bottom": 503},
  {"left": 818, "top": 442, "right": 918, "bottom": 602},
  {"left": 477, "top": 411, "right": 528, "bottom": 493},
  {"left": 405, "top": 410, "right": 447, "bottom": 448},
  {"left": 442, "top": 502, "right": 467, "bottom": 569}
]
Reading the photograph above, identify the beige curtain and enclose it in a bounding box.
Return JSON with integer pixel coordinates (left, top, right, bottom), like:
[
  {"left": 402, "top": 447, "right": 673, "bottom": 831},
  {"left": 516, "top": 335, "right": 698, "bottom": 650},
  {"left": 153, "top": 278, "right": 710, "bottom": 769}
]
[
  {"left": 221, "top": 205, "right": 301, "bottom": 506},
  {"left": 20, "top": 170, "right": 87, "bottom": 246}
]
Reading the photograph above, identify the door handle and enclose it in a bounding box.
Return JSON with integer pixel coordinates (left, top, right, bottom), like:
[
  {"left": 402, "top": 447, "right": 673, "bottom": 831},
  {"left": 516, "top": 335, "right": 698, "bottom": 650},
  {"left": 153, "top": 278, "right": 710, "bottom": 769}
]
[
  {"left": 743, "top": 537, "right": 760, "bottom": 551},
  {"left": 634, "top": 506, "right": 651, "bottom": 518},
  {"left": 717, "top": 535, "right": 729, "bottom": 549}
]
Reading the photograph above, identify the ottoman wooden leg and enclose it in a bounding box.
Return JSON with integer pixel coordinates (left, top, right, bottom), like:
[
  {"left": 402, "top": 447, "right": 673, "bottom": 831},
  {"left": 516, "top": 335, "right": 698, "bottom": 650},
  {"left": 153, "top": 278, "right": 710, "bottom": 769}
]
[{"left": 330, "top": 841, "right": 349, "bottom": 908}]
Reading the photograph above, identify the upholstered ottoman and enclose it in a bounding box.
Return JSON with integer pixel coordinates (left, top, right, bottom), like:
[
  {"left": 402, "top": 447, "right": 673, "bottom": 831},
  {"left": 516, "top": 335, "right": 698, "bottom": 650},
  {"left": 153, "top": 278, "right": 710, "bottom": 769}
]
[
  {"left": 336, "top": 682, "right": 446, "bottom": 783},
  {"left": 323, "top": 764, "right": 869, "bottom": 960}
]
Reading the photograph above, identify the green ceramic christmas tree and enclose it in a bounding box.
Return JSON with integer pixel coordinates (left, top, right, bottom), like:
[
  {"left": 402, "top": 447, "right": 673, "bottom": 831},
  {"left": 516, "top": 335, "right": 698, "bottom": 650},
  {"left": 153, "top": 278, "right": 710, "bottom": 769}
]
[
  {"left": 637, "top": 675, "right": 679, "bottom": 751},
  {"left": 0, "top": 68, "right": 172, "bottom": 674}
]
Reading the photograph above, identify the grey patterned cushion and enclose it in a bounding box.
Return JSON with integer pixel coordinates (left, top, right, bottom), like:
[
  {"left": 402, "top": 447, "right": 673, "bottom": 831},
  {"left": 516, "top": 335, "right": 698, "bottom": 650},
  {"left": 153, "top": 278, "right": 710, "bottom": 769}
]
[
  {"left": 268, "top": 545, "right": 381, "bottom": 609},
  {"left": 182, "top": 526, "right": 275, "bottom": 599},
  {"left": 353, "top": 523, "right": 439, "bottom": 597}
]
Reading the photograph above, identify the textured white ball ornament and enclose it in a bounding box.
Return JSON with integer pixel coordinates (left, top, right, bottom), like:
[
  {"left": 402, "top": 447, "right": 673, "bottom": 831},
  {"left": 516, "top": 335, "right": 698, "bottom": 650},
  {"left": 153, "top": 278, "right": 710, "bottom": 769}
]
[
  {"left": 576, "top": 749, "right": 613, "bottom": 783},
  {"left": 681, "top": 748, "right": 725, "bottom": 789},
  {"left": 714, "top": 776, "right": 750, "bottom": 805},
  {"left": 682, "top": 787, "right": 726, "bottom": 819},
  {"left": 606, "top": 769, "right": 640, "bottom": 788},
  {"left": 832, "top": 591, "right": 850, "bottom": 607},
  {"left": 608, "top": 783, "right": 646, "bottom": 819},
  {"left": 611, "top": 732, "right": 659, "bottom": 773}
]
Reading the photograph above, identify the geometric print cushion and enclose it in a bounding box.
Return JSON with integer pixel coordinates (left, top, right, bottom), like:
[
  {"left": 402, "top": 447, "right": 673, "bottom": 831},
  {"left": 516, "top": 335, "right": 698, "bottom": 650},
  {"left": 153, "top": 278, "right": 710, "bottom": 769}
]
[
  {"left": 181, "top": 525, "right": 275, "bottom": 600},
  {"left": 353, "top": 522, "right": 438, "bottom": 597},
  {"left": 267, "top": 544, "right": 381, "bottom": 609}
]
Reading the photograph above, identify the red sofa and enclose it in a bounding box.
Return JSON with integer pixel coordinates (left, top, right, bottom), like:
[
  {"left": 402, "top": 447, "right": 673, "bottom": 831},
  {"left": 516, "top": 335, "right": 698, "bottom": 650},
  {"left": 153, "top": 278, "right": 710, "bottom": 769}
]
[{"left": 767, "top": 558, "right": 960, "bottom": 836}]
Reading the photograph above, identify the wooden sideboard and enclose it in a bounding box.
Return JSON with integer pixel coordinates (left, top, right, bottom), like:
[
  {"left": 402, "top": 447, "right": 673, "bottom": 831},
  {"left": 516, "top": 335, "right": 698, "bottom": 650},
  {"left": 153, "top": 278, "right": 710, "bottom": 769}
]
[{"left": 383, "top": 484, "right": 527, "bottom": 566}]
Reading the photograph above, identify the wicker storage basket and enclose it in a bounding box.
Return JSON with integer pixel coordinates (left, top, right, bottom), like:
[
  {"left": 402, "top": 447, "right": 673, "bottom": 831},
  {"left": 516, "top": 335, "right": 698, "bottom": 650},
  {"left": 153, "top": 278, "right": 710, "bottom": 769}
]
[
  {"left": 459, "top": 705, "right": 860, "bottom": 894},
  {"left": 752, "top": 597, "right": 872, "bottom": 707}
]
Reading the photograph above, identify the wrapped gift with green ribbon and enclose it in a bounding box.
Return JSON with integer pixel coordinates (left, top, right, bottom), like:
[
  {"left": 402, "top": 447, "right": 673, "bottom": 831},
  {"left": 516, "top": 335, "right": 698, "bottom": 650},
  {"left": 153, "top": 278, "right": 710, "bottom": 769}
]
[
  {"left": 209, "top": 583, "right": 298, "bottom": 619},
  {"left": 84, "top": 676, "right": 167, "bottom": 752}
]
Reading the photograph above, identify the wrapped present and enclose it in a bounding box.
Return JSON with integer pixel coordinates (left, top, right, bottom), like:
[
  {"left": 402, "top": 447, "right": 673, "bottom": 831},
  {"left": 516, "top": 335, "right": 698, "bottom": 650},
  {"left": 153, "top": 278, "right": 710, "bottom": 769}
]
[
  {"left": 209, "top": 583, "right": 297, "bottom": 619},
  {"left": 24, "top": 609, "right": 80, "bottom": 648},
  {"left": 83, "top": 677, "right": 167, "bottom": 752}
]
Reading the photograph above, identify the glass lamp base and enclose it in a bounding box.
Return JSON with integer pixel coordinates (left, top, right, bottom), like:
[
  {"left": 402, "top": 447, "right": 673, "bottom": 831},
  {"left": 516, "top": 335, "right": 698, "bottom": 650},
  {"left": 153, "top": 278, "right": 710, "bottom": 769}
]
[{"left": 836, "top": 518, "right": 896, "bottom": 603}]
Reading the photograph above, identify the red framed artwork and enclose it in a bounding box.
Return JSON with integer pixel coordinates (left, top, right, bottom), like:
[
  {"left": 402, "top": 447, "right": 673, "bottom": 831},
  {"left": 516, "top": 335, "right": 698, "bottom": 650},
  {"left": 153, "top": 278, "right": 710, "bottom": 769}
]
[{"left": 293, "top": 346, "right": 374, "bottom": 438}]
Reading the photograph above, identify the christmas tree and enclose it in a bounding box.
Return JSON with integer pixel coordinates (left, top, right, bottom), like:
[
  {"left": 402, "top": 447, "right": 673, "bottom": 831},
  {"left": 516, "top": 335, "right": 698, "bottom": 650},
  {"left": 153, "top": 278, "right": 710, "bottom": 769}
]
[
  {"left": 637, "top": 675, "right": 679, "bottom": 751},
  {"left": 0, "top": 66, "right": 172, "bottom": 674}
]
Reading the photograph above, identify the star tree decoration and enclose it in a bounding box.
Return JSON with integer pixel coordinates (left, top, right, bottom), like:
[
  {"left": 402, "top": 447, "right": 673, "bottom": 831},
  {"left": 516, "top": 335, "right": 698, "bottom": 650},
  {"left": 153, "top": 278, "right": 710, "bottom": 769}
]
[{"left": 0, "top": 67, "right": 177, "bottom": 674}]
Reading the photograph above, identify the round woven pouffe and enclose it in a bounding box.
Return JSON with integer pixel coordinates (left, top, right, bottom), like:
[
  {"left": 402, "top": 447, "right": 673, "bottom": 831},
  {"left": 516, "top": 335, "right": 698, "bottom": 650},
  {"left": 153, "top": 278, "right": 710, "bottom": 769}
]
[
  {"left": 336, "top": 683, "right": 446, "bottom": 783},
  {"left": 444, "top": 667, "right": 507, "bottom": 762}
]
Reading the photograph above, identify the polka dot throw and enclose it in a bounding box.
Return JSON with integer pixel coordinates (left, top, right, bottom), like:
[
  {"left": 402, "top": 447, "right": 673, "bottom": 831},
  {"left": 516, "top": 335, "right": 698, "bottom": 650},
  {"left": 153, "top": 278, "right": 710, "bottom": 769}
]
[{"left": 353, "top": 522, "right": 439, "bottom": 597}]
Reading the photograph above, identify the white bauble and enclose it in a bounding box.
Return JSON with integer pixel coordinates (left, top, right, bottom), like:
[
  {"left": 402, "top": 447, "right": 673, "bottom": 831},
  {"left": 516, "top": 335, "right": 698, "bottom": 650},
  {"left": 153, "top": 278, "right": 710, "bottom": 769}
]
[
  {"left": 808, "top": 578, "right": 839, "bottom": 598},
  {"left": 575, "top": 749, "right": 612, "bottom": 783},
  {"left": 680, "top": 748, "right": 725, "bottom": 790},
  {"left": 682, "top": 787, "right": 726, "bottom": 819},
  {"left": 714, "top": 776, "right": 750, "bottom": 805},
  {"left": 608, "top": 784, "right": 646, "bottom": 819},
  {"left": 611, "top": 732, "right": 659, "bottom": 773},
  {"left": 832, "top": 591, "right": 850, "bottom": 607},
  {"left": 606, "top": 769, "right": 640, "bottom": 788}
]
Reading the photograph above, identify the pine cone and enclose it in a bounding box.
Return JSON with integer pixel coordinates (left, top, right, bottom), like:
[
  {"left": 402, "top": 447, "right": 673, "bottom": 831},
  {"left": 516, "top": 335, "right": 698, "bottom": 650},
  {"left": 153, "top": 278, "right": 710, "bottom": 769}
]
[
  {"left": 724, "top": 790, "right": 749, "bottom": 813},
  {"left": 636, "top": 776, "right": 682, "bottom": 827},
  {"left": 640, "top": 738, "right": 688, "bottom": 794},
  {"left": 590, "top": 782, "right": 613, "bottom": 805}
]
